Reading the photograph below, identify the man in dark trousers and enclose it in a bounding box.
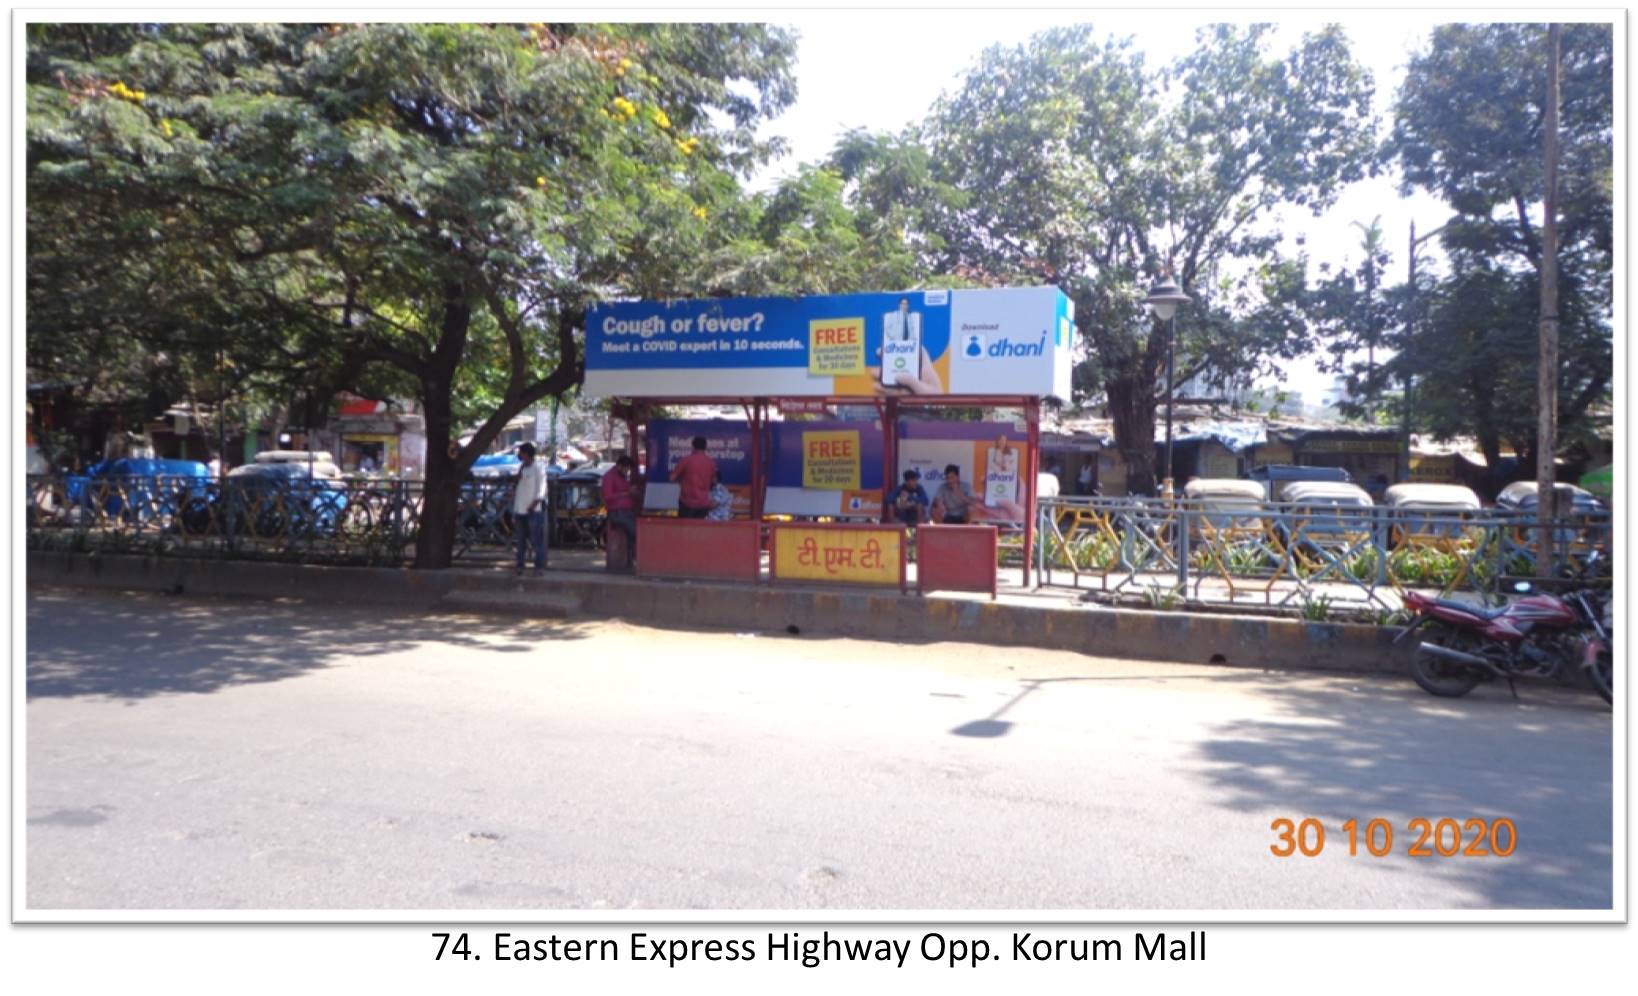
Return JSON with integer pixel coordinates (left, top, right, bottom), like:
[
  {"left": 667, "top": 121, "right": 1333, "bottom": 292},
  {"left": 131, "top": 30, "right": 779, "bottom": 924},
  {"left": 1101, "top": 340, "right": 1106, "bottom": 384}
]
[
  {"left": 601, "top": 454, "right": 639, "bottom": 564},
  {"left": 670, "top": 435, "right": 717, "bottom": 519}
]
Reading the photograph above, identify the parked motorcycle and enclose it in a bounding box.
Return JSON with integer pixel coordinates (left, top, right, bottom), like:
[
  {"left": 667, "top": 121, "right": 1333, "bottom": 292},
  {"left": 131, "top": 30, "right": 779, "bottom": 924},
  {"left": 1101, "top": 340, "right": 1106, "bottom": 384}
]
[{"left": 1397, "top": 560, "right": 1613, "bottom": 705}]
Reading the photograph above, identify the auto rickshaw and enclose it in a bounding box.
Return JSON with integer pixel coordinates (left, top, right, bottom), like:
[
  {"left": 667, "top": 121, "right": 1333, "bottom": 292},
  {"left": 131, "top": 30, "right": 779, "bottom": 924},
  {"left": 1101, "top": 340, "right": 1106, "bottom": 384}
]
[
  {"left": 552, "top": 463, "right": 611, "bottom": 547},
  {"left": 1383, "top": 483, "right": 1482, "bottom": 547}
]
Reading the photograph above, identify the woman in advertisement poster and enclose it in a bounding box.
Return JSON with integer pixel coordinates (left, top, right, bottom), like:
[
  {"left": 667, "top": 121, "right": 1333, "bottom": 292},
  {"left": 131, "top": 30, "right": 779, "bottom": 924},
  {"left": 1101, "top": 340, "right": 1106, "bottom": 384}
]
[{"left": 981, "top": 435, "right": 1026, "bottom": 520}]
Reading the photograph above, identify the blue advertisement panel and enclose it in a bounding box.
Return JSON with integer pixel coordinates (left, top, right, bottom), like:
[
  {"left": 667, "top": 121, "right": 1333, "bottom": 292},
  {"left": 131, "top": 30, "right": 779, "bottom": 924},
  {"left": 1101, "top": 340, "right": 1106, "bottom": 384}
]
[
  {"left": 897, "top": 420, "right": 1031, "bottom": 523},
  {"left": 585, "top": 287, "right": 1073, "bottom": 400},
  {"left": 642, "top": 419, "right": 755, "bottom": 516},
  {"left": 765, "top": 420, "right": 886, "bottom": 519},
  {"left": 766, "top": 421, "right": 885, "bottom": 489},
  {"left": 645, "top": 419, "right": 755, "bottom": 484}
]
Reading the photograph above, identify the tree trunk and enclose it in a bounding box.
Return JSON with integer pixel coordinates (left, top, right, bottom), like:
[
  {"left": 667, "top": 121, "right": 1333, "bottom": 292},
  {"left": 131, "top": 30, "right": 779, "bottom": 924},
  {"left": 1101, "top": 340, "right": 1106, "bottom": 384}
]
[
  {"left": 1477, "top": 431, "right": 1503, "bottom": 476},
  {"left": 415, "top": 354, "right": 465, "bottom": 569},
  {"left": 416, "top": 473, "right": 462, "bottom": 570},
  {"left": 1107, "top": 374, "right": 1158, "bottom": 497}
]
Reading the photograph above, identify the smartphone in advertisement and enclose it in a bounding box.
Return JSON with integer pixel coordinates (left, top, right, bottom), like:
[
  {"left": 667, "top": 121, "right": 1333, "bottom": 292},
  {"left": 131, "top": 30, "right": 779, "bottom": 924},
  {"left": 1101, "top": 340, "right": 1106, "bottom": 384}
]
[{"left": 880, "top": 306, "right": 921, "bottom": 388}]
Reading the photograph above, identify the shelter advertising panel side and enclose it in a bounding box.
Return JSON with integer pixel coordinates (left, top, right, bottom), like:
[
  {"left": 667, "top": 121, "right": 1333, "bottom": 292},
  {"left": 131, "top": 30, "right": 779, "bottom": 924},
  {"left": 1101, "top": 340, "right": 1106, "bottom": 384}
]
[
  {"left": 636, "top": 518, "right": 761, "bottom": 583},
  {"left": 585, "top": 287, "right": 1071, "bottom": 400},
  {"left": 765, "top": 420, "right": 885, "bottom": 519},
  {"left": 916, "top": 525, "right": 998, "bottom": 599},
  {"left": 769, "top": 523, "right": 906, "bottom": 590},
  {"left": 642, "top": 419, "right": 755, "bottom": 516}
]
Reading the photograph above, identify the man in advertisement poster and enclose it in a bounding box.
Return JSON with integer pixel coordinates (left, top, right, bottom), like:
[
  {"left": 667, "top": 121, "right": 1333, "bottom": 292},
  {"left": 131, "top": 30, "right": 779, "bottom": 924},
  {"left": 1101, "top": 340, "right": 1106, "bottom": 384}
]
[
  {"left": 670, "top": 435, "right": 717, "bottom": 518},
  {"left": 512, "top": 443, "right": 548, "bottom": 576},
  {"left": 874, "top": 297, "right": 944, "bottom": 395},
  {"left": 601, "top": 454, "right": 639, "bottom": 564}
]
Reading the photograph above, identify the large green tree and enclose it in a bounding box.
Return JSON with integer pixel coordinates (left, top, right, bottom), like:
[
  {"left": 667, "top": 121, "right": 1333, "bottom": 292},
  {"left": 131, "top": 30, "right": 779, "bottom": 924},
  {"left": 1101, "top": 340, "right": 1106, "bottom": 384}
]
[
  {"left": 28, "top": 22, "right": 796, "bottom": 566},
  {"left": 1387, "top": 22, "right": 1613, "bottom": 469},
  {"left": 915, "top": 24, "right": 1376, "bottom": 494}
]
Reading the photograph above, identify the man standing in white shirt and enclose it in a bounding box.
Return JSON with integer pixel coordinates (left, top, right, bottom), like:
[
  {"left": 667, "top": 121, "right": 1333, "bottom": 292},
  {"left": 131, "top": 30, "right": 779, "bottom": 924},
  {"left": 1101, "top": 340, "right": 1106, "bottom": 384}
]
[{"left": 512, "top": 443, "right": 548, "bottom": 575}]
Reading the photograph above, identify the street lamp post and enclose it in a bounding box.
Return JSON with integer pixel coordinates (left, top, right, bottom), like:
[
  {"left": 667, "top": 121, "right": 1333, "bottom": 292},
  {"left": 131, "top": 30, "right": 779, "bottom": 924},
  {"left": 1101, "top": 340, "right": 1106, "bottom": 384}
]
[
  {"left": 1403, "top": 220, "right": 1448, "bottom": 483},
  {"left": 1145, "top": 276, "right": 1191, "bottom": 495}
]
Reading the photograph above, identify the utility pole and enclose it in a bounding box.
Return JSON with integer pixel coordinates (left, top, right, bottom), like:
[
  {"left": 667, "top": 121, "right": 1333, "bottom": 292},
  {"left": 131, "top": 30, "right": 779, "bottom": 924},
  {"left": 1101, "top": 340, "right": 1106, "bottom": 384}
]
[
  {"left": 1401, "top": 220, "right": 1447, "bottom": 482},
  {"left": 1536, "top": 23, "right": 1562, "bottom": 576},
  {"left": 217, "top": 344, "right": 227, "bottom": 476}
]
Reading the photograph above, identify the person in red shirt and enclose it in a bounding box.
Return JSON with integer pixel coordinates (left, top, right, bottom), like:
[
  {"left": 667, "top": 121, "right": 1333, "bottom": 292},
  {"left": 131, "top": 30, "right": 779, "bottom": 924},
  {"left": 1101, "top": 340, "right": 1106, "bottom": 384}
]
[
  {"left": 670, "top": 435, "right": 717, "bottom": 518},
  {"left": 601, "top": 454, "right": 639, "bottom": 561}
]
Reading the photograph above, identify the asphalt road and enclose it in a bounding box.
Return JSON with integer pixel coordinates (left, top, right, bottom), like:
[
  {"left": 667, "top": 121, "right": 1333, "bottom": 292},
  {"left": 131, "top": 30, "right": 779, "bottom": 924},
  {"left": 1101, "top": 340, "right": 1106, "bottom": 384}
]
[{"left": 25, "top": 588, "right": 1614, "bottom": 911}]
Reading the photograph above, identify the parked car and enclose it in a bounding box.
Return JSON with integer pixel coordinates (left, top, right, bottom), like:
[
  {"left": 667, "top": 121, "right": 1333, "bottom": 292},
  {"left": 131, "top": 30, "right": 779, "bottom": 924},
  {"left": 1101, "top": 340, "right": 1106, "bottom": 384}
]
[
  {"left": 180, "top": 461, "right": 350, "bottom": 537},
  {"left": 1247, "top": 463, "right": 1354, "bottom": 500},
  {"left": 470, "top": 452, "right": 522, "bottom": 480},
  {"left": 67, "top": 457, "right": 212, "bottom": 522},
  {"left": 457, "top": 453, "right": 566, "bottom": 543},
  {"left": 251, "top": 449, "right": 344, "bottom": 478}
]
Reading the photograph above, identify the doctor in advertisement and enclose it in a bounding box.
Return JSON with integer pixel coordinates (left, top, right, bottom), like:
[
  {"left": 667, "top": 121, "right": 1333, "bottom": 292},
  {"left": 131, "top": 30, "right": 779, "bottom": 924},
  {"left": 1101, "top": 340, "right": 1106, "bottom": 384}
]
[{"left": 875, "top": 297, "right": 943, "bottom": 394}]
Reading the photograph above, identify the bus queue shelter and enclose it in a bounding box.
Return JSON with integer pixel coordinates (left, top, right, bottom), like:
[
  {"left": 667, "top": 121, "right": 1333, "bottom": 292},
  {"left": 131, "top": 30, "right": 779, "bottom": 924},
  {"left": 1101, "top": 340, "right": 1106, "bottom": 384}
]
[{"left": 586, "top": 287, "right": 1077, "bottom": 591}]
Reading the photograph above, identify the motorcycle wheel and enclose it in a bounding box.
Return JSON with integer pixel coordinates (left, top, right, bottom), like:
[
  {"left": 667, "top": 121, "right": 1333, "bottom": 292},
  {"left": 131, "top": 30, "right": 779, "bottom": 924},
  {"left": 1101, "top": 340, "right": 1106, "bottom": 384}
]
[
  {"left": 1587, "top": 646, "right": 1613, "bottom": 706},
  {"left": 1411, "top": 624, "right": 1486, "bottom": 698}
]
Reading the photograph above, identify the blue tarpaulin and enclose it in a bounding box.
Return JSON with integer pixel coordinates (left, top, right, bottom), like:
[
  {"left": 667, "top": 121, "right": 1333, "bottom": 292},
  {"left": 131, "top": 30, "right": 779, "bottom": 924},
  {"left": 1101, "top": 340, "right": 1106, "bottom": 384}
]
[{"left": 1167, "top": 421, "right": 1268, "bottom": 453}]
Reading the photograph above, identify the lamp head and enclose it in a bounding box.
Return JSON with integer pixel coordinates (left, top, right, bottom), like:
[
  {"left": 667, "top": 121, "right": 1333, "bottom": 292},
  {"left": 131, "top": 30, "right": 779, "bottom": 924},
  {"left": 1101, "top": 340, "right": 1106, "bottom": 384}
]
[{"left": 1144, "top": 277, "right": 1191, "bottom": 321}]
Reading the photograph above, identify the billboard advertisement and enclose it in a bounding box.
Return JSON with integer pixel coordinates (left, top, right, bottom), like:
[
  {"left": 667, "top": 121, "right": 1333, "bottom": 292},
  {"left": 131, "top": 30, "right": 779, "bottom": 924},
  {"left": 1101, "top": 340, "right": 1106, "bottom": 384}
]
[
  {"left": 585, "top": 287, "right": 1073, "bottom": 400},
  {"left": 765, "top": 420, "right": 885, "bottom": 519},
  {"left": 642, "top": 419, "right": 754, "bottom": 516},
  {"left": 897, "top": 420, "right": 1031, "bottom": 524}
]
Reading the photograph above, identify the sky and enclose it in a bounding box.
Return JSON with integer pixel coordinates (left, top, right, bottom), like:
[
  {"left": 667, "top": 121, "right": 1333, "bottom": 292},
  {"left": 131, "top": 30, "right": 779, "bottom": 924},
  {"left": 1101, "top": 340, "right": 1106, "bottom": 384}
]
[{"left": 745, "top": 10, "right": 1466, "bottom": 407}]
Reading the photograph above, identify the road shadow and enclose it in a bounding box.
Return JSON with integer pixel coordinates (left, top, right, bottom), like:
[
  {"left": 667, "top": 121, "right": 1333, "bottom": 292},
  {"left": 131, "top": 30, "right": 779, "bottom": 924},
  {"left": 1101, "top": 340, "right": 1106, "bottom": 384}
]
[
  {"left": 1189, "top": 677, "right": 1613, "bottom": 909},
  {"left": 950, "top": 669, "right": 1274, "bottom": 738},
  {"left": 26, "top": 589, "right": 588, "bottom": 701}
]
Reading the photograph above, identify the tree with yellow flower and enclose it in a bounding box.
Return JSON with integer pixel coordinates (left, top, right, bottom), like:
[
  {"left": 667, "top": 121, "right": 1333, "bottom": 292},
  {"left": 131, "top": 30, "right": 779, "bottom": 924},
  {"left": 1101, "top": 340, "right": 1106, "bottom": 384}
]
[{"left": 27, "top": 22, "right": 797, "bottom": 567}]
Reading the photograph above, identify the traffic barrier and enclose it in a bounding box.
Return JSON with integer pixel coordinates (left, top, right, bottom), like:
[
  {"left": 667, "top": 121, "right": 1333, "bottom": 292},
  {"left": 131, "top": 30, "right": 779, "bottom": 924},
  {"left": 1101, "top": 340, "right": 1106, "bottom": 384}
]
[
  {"left": 635, "top": 517, "right": 760, "bottom": 582},
  {"left": 917, "top": 524, "right": 998, "bottom": 599}
]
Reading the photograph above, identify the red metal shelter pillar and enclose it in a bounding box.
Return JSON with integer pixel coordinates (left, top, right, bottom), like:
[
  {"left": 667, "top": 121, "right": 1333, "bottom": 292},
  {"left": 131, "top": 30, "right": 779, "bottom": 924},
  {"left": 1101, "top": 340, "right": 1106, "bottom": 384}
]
[
  {"left": 881, "top": 396, "right": 899, "bottom": 523},
  {"left": 1023, "top": 397, "right": 1040, "bottom": 588},
  {"left": 747, "top": 400, "right": 766, "bottom": 521},
  {"left": 625, "top": 402, "right": 641, "bottom": 464}
]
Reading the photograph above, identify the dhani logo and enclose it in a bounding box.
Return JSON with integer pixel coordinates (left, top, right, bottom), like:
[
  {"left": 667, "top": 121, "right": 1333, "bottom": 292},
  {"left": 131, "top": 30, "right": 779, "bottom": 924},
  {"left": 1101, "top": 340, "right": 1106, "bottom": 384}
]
[{"left": 984, "top": 332, "right": 1048, "bottom": 358}]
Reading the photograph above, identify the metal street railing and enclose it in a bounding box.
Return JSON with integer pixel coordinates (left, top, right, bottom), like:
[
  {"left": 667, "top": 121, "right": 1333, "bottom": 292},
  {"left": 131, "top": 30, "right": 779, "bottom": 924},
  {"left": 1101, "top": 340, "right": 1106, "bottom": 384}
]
[
  {"left": 27, "top": 474, "right": 1613, "bottom": 618},
  {"left": 23, "top": 474, "right": 581, "bottom": 566},
  {"left": 1034, "top": 494, "right": 1611, "bottom": 617}
]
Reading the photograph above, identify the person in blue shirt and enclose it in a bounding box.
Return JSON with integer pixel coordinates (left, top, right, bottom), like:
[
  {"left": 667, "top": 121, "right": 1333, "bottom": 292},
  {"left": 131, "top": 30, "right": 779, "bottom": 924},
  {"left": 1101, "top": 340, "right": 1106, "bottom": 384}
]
[{"left": 888, "top": 469, "right": 931, "bottom": 527}]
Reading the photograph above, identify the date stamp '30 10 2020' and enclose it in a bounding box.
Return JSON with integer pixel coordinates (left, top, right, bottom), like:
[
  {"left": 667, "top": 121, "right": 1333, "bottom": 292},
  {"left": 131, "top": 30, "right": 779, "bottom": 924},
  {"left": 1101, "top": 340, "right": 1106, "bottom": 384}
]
[{"left": 1270, "top": 817, "right": 1518, "bottom": 858}]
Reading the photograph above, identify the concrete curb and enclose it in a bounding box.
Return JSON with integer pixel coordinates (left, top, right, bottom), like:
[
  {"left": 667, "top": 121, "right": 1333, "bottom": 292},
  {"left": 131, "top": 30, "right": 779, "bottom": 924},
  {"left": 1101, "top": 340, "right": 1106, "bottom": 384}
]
[{"left": 28, "top": 551, "right": 1412, "bottom": 676}]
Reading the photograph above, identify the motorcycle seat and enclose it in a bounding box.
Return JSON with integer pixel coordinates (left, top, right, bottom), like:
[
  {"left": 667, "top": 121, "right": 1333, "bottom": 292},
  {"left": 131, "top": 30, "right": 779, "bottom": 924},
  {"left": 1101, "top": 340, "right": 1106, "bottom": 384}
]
[{"left": 1430, "top": 597, "right": 1508, "bottom": 619}]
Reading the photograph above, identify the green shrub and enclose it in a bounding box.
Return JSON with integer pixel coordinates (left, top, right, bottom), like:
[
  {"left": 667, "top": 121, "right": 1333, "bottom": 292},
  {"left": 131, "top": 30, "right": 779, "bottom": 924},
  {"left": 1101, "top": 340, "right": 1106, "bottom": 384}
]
[
  {"left": 1389, "top": 547, "right": 1463, "bottom": 589},
  {"left": 1054, "top": 531, "right": 1119, "bottom": 571},
  {"left": 1144, "top": 582, "right": 1182, "bottom": 611}
]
